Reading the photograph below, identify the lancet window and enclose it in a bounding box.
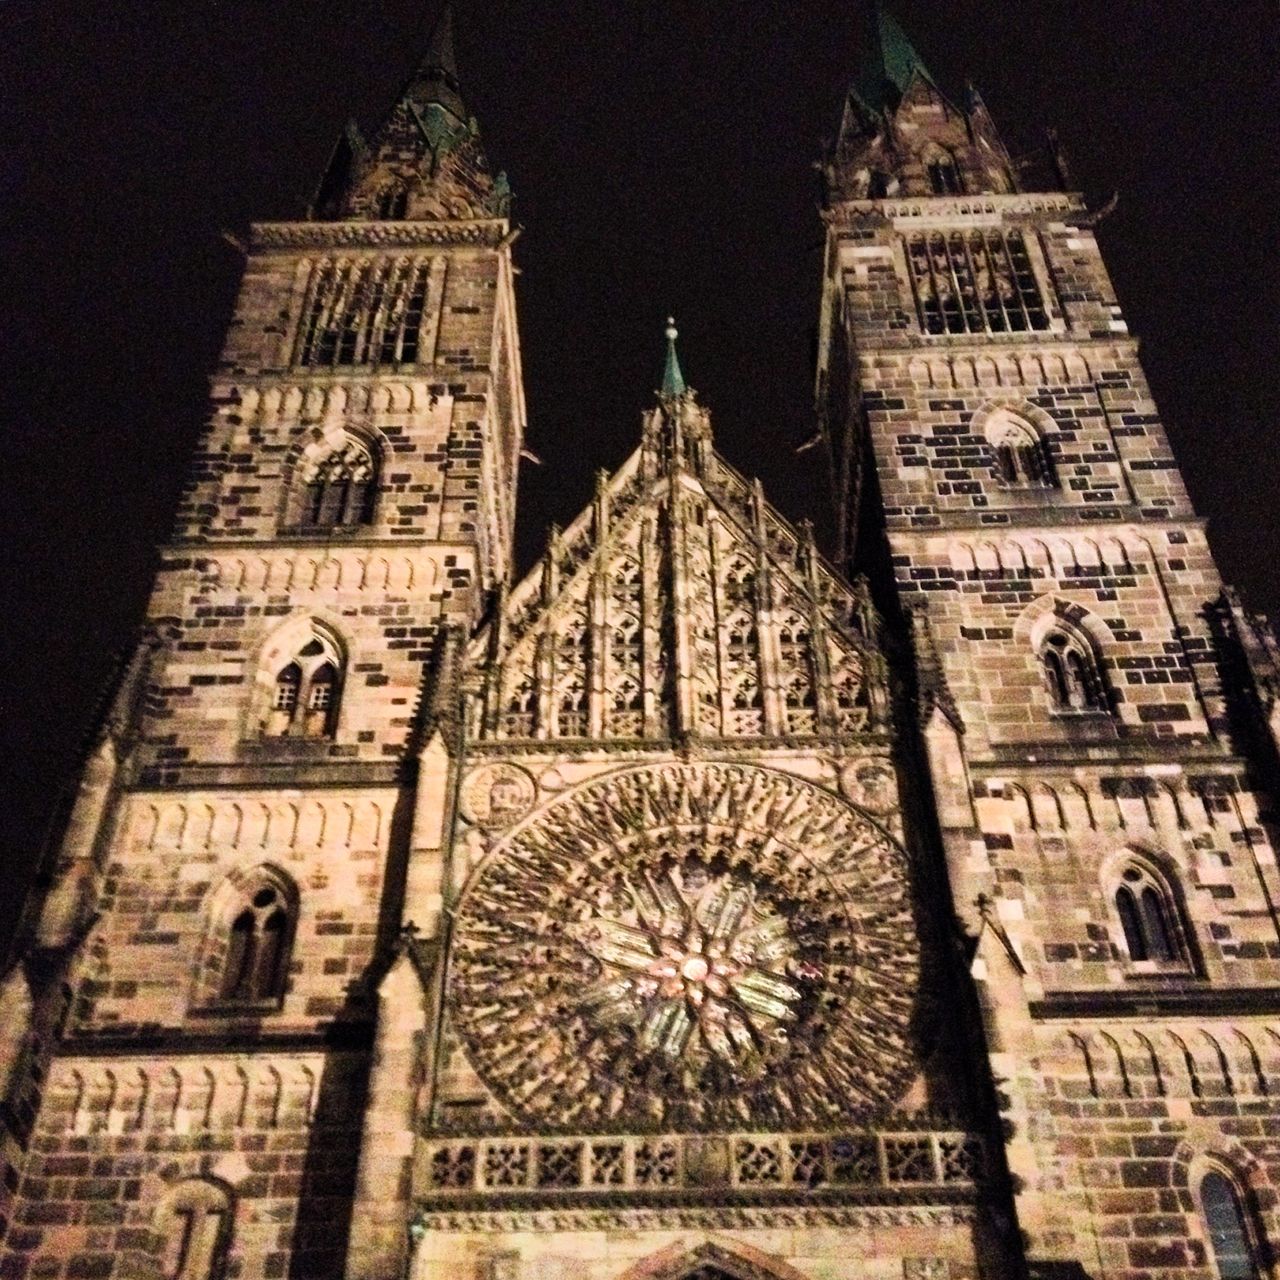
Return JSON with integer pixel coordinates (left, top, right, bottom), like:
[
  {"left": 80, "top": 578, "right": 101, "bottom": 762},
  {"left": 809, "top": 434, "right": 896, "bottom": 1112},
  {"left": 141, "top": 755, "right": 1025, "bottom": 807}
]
[
  {"left": 212, "top": 872, "right": 295, "bottom": 1005},
  {"left": 502, "top": 673, "right": 536, "bottom": 737},
  {"left": 906, "top": 230, "right": 1050, "bottom": 335},
  {"left": 924, "top": 150, "right": 963, "bottom": 194},
  {"left": 778, "top": 615, "right": 818, "bottom": 733},
  {"left": 263, "top": 625, "right": 344, "bottom": 739},
  {"left": 157, "top": 1179, "right": 231, "bottom": 1280},
  {"left": 606, "top": 558, "right": 645, "bottom": 736},
  {"left": 1200, "top": 1167, "right": 1264, "bottom": 1279},
  {"left": 375, "top": 183, "right": 409, "bottom": 219},
  {"left": 988, "top": 415, "right": 1055, "bottom": 488},
  {"left": 290, "top": 434, "right": 377, "bottom": 530},
  {"left": 830, "top": 645, "right": 868, "bottom": 732},
  {"left": 724, "top": 618, "right": 764, "bottom": 735},
  {"left": 554, "top": 620, "right": 589, "bottom": 737},
  {"left": 1114, "top": 863, "right": 1185, "bottom": 965},
  {"left": 295, "top": 256, "right": 430, "bottom": 368},
  {"left": 1039, "top": 624, "right": 1107, "bottom": 714}
]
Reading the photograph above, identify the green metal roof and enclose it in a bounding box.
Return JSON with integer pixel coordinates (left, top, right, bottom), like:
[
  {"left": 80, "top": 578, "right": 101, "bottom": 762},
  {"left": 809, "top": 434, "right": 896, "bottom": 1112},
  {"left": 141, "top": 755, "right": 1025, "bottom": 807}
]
[
  {"left": 661, "top": 318, "right": 687, "bottom": 398},
  {"left": 850, "top": 2, "right": 937, "bottom": 116}
]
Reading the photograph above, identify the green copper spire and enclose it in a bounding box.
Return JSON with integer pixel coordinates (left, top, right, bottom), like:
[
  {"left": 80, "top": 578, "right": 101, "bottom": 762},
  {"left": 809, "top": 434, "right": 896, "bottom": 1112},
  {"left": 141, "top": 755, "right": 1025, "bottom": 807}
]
[
  {"left": 413, "top": 3, "right": 466, "bottom": 124},
  {"left": 851, "top": 1, "right": 937, "bottom": 116},
  {"left": 661, "top": 317, "right": 687, "bottom": 397}
]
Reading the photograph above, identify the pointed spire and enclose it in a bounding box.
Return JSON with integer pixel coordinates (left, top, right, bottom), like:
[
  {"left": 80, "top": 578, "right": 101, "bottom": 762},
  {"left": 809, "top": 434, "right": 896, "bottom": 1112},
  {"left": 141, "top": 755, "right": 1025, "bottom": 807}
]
[
  {"left": 851, "top": 1, "right": 937, "bottom": 117},
  {"left": 661, "top": 317, "right": 687, "bottom": 398},
  {"left": 411, "top": 3, "right": 467, "bottom": 125}
]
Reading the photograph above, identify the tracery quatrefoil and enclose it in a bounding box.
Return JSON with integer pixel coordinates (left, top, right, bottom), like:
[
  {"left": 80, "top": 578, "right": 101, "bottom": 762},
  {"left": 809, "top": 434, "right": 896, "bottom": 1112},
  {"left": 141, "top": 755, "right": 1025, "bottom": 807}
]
[{"left": 450, "top": 762, "right": 919, "bottom": 1130}]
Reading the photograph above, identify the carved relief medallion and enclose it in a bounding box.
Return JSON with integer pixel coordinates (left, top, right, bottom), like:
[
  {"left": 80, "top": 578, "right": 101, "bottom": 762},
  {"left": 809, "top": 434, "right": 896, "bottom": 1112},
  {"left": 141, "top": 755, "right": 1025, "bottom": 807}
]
[
  {"left": 450, "top": 762, "right": 919, "bottom": 1130},
  {"left": 459, "top": 763, "right": 536, "bottom": 829},
  {"left": 840, "top": 758, "right": 897, "bottom": 816}
]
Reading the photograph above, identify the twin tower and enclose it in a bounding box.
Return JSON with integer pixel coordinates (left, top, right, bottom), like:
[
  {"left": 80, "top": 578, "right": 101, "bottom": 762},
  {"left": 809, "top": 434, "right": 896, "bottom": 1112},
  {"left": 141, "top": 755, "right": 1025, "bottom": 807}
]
[{"left": 3, "top": 8, "right": 1279, "bottom": 1280}]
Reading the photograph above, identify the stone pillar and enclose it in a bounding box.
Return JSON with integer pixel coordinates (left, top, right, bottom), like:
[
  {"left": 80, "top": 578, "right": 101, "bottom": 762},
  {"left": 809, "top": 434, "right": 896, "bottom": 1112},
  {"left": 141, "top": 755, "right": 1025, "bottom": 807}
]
[{"left": 345, "top": 948, "right": 429, "bottom": 1280}]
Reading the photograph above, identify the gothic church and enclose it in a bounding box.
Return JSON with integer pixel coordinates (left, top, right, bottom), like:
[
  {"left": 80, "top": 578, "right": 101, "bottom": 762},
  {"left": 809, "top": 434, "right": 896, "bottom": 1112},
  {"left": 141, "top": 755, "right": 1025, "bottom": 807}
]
[{"left": 2, "top": 7, "right": 1278, "bottom": 1280}]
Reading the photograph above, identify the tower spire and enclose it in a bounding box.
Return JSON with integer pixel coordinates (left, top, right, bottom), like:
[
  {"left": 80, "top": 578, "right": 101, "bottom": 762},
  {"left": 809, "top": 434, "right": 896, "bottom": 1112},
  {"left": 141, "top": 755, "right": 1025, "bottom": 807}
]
[
  {"left": 851, "top": 1, "right": 937, "bottom": 117},
  {"left": 410, "top": 3, "right": 466, "bottom": 126},
  {"left": 312, "top": 0, "right": 511, "bottom": 222},
  {"left": 661, "top": 317, "right": 687, "bottom": 397}
]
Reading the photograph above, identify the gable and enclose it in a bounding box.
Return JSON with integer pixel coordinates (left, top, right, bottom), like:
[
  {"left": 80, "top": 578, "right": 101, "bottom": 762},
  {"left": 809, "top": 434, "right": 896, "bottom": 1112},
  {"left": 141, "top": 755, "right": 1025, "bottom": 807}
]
[{"left": 467, "top": 397, "right": 887, "bottom": 744}]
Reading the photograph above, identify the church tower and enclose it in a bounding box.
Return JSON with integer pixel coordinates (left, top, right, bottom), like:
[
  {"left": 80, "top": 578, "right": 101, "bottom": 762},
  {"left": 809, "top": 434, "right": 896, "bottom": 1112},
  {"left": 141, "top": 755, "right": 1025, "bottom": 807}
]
[
  {"left": 4, "top": 6, "right": 1279, "bottom": 1280},
  {"left": 817, "top": 7, "right": 1280, "bottom": 1278},
  {"left": 0, "top": 7, "right": 525, "bottom": 1277}
]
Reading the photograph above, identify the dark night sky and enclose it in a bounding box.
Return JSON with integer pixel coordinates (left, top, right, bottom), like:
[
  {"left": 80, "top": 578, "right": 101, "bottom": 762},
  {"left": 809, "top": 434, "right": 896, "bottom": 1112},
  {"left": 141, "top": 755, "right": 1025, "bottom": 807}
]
[{"left": 1, "top": 1, "right": 1277, "bottom": 944}]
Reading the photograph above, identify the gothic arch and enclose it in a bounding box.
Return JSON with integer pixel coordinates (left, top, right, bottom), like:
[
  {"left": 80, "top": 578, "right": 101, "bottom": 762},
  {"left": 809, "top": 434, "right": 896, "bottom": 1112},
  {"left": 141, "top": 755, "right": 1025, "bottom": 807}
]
[
  {"left": 614, "top": 1238, "right": 810, "bottom": 1280},
  {"left": 921, "top": 143, "right": 963, "bottom": 195},
  {"left": 1179, "top": 1150, "right": 1275, "bottom": 1280},
  {"left": 1018, "top": 595, "right": 1114, "bottom": 714},
  {"left": 249, "top": 613, "right": 348, "bottom": 740},
  {"left": 193, "top": 863, "right": 299, "bottom": 1009},
  {"left": 981, "top": 406, "right": 1057, "bottom": 487},
  {"left": 279, "top": 422, "right": 384, "bottom": 531},
  {"left": 1099, "top": 844, "right": 1198, "bottom": 972},
  {"left": 146, "top": 1175, "right": 235, "bottom": 1280}
]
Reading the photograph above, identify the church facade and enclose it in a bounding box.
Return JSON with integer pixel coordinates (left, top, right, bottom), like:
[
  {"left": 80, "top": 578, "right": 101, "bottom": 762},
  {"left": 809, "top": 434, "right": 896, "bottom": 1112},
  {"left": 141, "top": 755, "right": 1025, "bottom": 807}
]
[{"left": 2, "top": 8, "right": 1278, "bottom": 1280}]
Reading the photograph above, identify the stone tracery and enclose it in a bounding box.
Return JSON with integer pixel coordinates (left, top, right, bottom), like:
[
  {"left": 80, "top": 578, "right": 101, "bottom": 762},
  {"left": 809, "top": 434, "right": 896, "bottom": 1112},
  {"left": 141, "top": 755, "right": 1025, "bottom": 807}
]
[{"left": 450, "top": 762, "right": 918, "bottom": 1131}]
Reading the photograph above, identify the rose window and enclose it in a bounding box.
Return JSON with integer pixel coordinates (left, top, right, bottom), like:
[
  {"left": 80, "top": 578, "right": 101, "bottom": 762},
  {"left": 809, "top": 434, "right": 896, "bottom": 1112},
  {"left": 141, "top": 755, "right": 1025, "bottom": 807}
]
[
  {"left": 570, "top": 864, "right": 816, "bottom": 1076},
  {"left": 450, "top": 762, "right": 918, "bottom": 1130}
]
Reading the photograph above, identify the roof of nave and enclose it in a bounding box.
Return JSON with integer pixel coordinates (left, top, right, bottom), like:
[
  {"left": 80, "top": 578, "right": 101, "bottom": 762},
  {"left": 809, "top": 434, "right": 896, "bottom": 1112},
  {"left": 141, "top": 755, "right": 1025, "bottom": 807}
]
[{"left": 464, "top": 323, "right": 891, "bottom": 746}]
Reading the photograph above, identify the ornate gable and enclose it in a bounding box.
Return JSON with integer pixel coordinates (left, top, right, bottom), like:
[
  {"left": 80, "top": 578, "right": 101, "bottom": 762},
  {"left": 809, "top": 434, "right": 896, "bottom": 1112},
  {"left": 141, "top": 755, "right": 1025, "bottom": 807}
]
[{"left": 466, "top": 380, "right": 889, "bottom": 746}]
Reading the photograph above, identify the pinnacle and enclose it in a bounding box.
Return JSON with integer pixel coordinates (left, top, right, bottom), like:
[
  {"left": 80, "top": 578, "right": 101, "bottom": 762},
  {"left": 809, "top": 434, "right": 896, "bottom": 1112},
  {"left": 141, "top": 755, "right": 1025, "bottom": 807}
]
[{"left": 661, "top": 317, "right": 687, "bottom": 398}]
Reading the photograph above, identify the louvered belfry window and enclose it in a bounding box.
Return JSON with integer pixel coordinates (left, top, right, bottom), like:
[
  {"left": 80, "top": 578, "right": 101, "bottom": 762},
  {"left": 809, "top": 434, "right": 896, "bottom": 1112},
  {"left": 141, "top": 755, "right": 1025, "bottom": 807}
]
[
  {"left": 296, "top": 257, "right": 430, "bottom": 368},
  {"left": 906, "top": 230, "right": 1050, "bottom": 335}
]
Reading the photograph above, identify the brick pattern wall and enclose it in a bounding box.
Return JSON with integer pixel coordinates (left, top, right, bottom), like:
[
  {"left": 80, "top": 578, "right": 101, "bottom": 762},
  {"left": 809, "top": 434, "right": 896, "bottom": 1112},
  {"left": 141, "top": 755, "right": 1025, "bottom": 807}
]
[
  {"left": 827, "top": 101, "right": 1280, "bottom": 1274},
  {"left": 64, "top": 787, "right": 399, "bottom": 1036},
  {"left": 2, "top": 224, "right": 522, "bottom": 1277},
  {"left": 2, "top": 1053, "right": 365, "bottom": 1280},
  {"left": 1025, "top": 1021, "right": 1280, "bottom": 1278}
]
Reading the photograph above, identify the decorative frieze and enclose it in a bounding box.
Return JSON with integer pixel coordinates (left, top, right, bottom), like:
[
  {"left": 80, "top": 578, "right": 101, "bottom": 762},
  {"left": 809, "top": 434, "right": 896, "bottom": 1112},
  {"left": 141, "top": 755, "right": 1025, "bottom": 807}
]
[{"left": 420, "top": 1129, "right": 983, "bottom": 1201}]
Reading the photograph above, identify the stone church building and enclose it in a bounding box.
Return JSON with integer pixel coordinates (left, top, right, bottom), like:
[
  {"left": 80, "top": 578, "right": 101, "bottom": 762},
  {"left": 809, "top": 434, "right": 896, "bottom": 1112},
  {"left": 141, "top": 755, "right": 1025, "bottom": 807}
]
[{"left": 2, "top": 6, "right": 1278, "bottom": 1279}]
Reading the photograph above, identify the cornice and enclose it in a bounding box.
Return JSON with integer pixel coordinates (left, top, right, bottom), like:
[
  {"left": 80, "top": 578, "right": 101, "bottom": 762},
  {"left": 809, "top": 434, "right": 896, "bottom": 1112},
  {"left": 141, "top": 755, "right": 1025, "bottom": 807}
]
[
  {"left": 1030, "top": 986, "right": 1280, "bottom": 1021},
  {"left": 56, "top": 1025, "right": 375, "bottom": 1056},
  {"left": 250, "top": 218, "right": 509, "bottom": 252},
  {"left": 825, "top": 191, "right": 1083, "bottom": 227},
  {"left": 412, "top": 1202, "right": 979, "bottom": 1233}
]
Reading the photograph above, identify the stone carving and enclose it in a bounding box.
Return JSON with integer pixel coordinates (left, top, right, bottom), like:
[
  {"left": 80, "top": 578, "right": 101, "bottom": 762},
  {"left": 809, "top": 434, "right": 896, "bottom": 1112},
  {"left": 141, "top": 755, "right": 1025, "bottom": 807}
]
[
  {"left": 460, "top": 763, "right": 536, "bottom": 828},
  {"left": 840, "top": 760, "right": 897, "bottom": 816},
  {"left": 413, "top": 1204, "right": 978, "bottom": 1234},
  {"left": 904, "top": 1260, "right": 952, "bottom": 1280},
  {"left": 472, "top": 422, "right": 887, "bottom": 746},
  {"left": 451, "top": 762, "right": 918, "bottom": 1130}
]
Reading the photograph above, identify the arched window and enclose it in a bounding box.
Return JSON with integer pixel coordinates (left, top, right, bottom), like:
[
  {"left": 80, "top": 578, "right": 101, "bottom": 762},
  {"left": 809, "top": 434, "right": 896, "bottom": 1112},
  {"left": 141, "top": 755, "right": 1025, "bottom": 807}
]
[
  {"left": 868, "top": 170, "right": 893, "bottom": 199},
  {"left": 293, "top": 435, "right": 376, "bottom": 530},
  {"left": 1040, "top": 624, "right": 1107, "bottom": 713},
  {"left": 1200, "top": 1168, "right": 1264, "bottom": 1279},
  {"left": 1114, "top": 863, "right": 1184, "bottom": 963},
  {"left": 925, "top": 150, "right": 963, "bottom": 195},
  {"left": 206, "top": 870, "right": 296, "bottom": 1007},
  {"left": 156, "top": 1179, "right": 231, "bottom": 1280},
  {"left": 988, "top": 415, "right": 1055, "bottom": 488},
  {"left": 376, "top": 183, "right": 408, "bottom": 219},
  {"left": 263, "top": 625, "right": 344, "bottom": 738},
  {"left": 221, "top": 885, "right": 290, "bottom": 1002}
]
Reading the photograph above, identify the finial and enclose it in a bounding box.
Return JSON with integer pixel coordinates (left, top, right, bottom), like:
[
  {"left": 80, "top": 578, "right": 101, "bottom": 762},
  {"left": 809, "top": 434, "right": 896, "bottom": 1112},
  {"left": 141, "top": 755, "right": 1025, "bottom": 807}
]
[{"left": 661, "top": 316, "right": 687, "bottom": 397}]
